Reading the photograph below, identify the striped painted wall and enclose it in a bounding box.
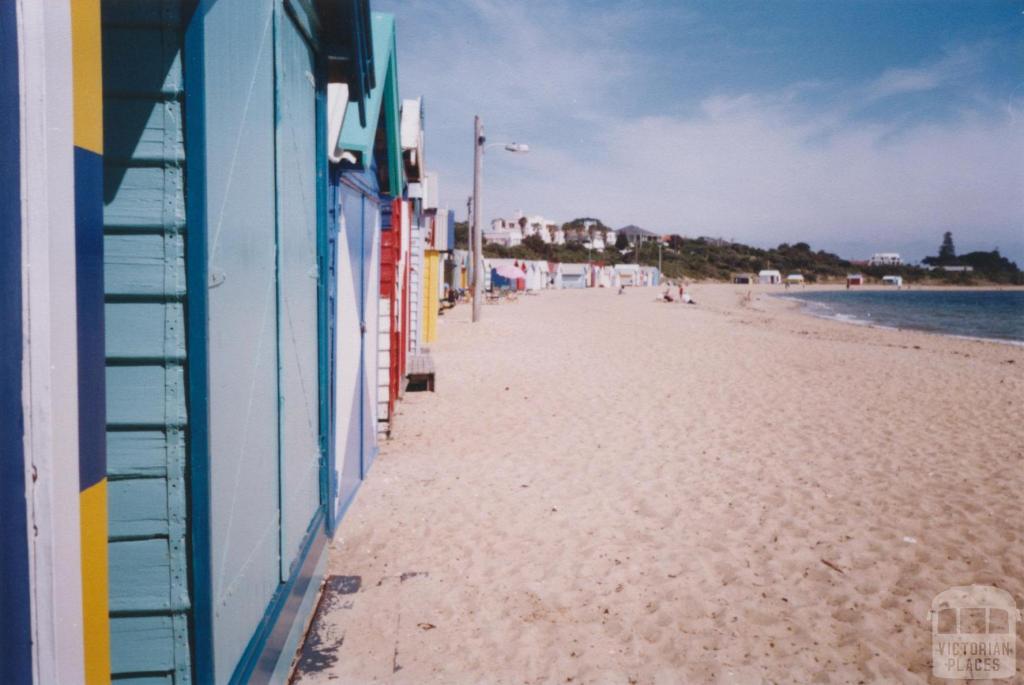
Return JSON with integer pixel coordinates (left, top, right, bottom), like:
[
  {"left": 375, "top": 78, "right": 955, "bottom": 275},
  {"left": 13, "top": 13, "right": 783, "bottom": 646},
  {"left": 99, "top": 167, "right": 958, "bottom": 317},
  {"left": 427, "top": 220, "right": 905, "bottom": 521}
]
[
  {"left": 377, "top": 200, "right": 397, "bottom": 436},
  {"left": 408, "top": 214, "right": 423, "bottom": 356},
  {"left": 101, "top": 1, "right": 192, "bottom": 681},
  {"left": 72, "top": 2, "right": 112, "bottom": 680}
]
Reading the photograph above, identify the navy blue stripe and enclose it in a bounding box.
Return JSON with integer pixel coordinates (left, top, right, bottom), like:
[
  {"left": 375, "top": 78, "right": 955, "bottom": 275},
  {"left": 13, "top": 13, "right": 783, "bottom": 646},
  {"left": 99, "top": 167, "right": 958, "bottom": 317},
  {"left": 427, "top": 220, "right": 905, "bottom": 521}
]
[
  {"left": 0, "top": 0, "right": 33, "bottom": 679},
  {"left": 316, "top": 48, "right": 330, "bottom": 524},
  {"left": 74, "top": 147, "right": 107, "bottom": 491}
]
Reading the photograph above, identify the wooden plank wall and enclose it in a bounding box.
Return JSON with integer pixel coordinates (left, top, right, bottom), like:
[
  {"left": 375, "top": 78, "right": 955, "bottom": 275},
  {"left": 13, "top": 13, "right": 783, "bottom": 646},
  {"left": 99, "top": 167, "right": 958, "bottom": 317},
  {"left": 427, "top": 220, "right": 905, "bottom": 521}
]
[{"left": 101, "top": 1, "right": 192, "bottom": 682}]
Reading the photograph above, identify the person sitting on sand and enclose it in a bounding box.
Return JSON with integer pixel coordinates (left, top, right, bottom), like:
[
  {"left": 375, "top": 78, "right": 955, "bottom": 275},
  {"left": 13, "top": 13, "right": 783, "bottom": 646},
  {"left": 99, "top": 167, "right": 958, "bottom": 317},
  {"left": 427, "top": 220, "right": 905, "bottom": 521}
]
[
  {"left": 618, "top": 285, "right": 625, "bottom": 295},
  {"left": 679, "top": 282, "right": 696, "bottom": 305},
  {"left": 662, "top": 287, "right": 675, "bottom": 303}
]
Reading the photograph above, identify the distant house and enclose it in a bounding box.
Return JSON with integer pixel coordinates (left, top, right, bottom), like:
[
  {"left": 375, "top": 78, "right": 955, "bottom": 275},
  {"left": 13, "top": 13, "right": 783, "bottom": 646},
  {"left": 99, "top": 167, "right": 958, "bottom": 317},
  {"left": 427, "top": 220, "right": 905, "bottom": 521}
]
[
  {"left": 483, "top": 221, "right": 523, "bottom": 247},
  {"left": 563, "top": 220, "right": 614, "bottom": 252},
  {"left": 847, "top": 273, "right": 865, "bottom": 286},
  {"left": 617, "top": 224, "right": 660, "bottom": 247},
  {"left": 733, "top": 273, "right": 756, "bottom": 284},
  {"left": 926, "top": 265, "right": 975, "bottom": 273},
  {"left": 785, "top": 273, "right": 805, "bottom": 285},
  {"left": 758, "top": 269, "right": 782, "bottom": 285},
  {"left": 869, "top": 252, "right": 902, "bottom": 266},
  {"left": 882, "top": 275, "right": 903, "bottom": 287},
  {"left": 486, "top": 211, "right": 561, "bottom": 246}
]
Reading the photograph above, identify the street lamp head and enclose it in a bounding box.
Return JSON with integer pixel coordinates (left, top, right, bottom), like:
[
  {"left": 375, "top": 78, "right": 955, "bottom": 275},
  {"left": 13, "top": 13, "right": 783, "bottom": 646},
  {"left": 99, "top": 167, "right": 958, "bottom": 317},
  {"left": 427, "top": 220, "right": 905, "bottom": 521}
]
[{"left": 504, "top": 143, "right": 529, "bottom": 153}]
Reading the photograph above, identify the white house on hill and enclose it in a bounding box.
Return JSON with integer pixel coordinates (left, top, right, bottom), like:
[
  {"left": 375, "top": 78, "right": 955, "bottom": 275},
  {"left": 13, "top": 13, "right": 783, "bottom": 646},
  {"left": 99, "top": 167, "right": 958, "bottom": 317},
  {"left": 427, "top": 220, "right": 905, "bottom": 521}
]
[
  {"left": 485, "top": 210, "right": 562, "bottom": 246},
  {"left": 869, "top": 252, "right": 902, "bottom": 266}
]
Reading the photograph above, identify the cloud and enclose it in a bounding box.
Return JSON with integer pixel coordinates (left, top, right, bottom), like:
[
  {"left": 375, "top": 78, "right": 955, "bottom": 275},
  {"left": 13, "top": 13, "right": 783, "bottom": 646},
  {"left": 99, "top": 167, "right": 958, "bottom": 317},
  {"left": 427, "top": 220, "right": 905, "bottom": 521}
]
[
  {"left": 483, "top": 95, "right": 1024, "bottom": 260},
  {"left": 862, "top": 45, "right": 986, "bottom": 102},
  {"left": 381, "top": 2, "right": 1024, "bottom": 261}
]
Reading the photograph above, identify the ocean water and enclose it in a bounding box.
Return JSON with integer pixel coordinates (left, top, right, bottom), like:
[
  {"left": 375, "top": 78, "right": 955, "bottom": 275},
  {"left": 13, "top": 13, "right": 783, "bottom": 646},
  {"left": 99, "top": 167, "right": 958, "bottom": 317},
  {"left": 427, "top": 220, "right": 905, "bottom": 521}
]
[{"left": 784, "top": 290, "right": 1024, "bottom": 343}]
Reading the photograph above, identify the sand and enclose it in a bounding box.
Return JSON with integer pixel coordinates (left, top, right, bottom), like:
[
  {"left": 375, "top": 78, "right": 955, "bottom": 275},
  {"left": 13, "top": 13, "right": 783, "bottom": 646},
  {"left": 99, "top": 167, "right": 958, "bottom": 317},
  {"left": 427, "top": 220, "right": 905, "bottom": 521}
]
[{"left": 292, "top": 284, "right": 1024, "bottom": 685}]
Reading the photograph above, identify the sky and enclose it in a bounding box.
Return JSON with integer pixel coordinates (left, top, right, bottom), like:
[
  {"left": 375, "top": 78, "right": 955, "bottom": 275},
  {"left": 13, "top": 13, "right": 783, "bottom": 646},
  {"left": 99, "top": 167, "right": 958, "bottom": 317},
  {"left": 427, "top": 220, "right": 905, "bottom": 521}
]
[{"left": 376, "top": 0, "right": 1024, "bottom": 263}]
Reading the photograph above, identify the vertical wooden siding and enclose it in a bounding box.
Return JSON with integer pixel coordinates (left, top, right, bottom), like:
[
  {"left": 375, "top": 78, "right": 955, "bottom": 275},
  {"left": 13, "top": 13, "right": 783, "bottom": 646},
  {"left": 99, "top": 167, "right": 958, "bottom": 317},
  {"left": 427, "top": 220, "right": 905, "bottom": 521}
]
[
  {"left": 101, "top": 1, "right": 192, "bottom": 682},
  {"left": 275, "top": 10, "right": 322, "bottom": 580},
  {"left": 422, "top": 250, "right": 439, "bottom": 344},
  {"left": 408, "top": 216, "right": 422, "bottom": 355}
]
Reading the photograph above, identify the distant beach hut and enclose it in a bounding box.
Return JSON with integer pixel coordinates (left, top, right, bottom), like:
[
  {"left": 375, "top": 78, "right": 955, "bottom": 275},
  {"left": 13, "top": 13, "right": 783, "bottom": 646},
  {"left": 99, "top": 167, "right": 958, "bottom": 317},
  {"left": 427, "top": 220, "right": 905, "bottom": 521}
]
[
  {"left": 453, "top": 249, "right": 470, "bottom": 289},
  {"left": 561, "top": 263, "right": 589, "bottom": 289},
  {"left": 847, "top": 273, "right": 864, "bottom": 286},
  {"left": 487, "top": 258, "right": 526, "bottom": 290},
  {"left": 605, "top": 266, "right": 622, "bottom": 288},
  {"left": 529, "top": 261, "right": 540, "bottom": 289},
  {"left": 733, "top": 273, "right": 755, "bottom": 284},
  {"left": 533, "top": 260, "right": 551, "bottom": 290},
  {"left": 758, "top": 269, "right": 782, "bottom": 285},
  {"left": 641, "top": 266, "right": 661, "bottom": 287},
  {"left": 882, "top": 275, "right": 903, "bottom": 287},
  {"left": 548, "top": 262, "right": 563, "bottom": 288},
  {"left": 615, "top": 263, "right": 642, "bottom": 286},
  {"left": 591, "top": 264, "right": 618, "bottom": 288},
  {"left": 512, "top": 261, "right": 526, "bottom": 290},
  {"left": 785, "top": 273, "right": 805, "bottom": 285}
]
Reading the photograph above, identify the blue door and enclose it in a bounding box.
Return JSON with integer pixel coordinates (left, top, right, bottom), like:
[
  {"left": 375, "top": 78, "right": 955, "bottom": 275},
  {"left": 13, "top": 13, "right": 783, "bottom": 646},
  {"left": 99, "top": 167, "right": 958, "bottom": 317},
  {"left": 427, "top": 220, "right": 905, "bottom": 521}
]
[
  {"left": 275, "top": 6, "right": 322, "bottom": 579},
  {"left": 332, "top": 183, "right": 367, "bottom": 520},
  {"left": 202, "top": 2, "right": 281, "bottom": 681}
]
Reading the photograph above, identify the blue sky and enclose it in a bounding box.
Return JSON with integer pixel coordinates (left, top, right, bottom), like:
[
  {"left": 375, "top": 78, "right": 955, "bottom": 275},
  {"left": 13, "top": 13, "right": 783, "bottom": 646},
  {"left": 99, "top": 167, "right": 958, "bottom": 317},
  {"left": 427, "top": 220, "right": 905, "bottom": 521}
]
[{"left": 377, "top": 0, "right": 1024, "bottom": 262}]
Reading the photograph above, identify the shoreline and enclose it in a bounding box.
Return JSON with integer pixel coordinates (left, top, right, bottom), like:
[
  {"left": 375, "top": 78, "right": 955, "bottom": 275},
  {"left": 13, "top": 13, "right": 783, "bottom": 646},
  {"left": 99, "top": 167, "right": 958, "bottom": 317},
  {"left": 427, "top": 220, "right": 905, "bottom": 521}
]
[{"left": 769, "top": 290, "right": 1024, "bottom": 348}]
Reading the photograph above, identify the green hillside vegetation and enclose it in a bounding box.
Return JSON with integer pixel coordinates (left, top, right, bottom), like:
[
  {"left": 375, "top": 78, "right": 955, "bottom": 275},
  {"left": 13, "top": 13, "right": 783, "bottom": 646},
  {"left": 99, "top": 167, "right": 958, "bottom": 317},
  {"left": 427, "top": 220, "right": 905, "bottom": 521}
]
[
  {"left": 454, "top": 222, "right": 1023, "bottom": 284},
  {"left": 482, "top": 234, "right": 855, "bottom": 282},
  {"left": 918, "top": 232, "right": 1023, "bottom": 284}
]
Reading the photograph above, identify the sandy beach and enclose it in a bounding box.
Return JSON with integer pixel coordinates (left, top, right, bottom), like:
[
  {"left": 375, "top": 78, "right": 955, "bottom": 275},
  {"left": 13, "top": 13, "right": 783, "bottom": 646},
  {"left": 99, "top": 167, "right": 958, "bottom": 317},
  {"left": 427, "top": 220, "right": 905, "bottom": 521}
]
[{"left": 293, "top": 284, "right": 1023, "bottom": 684}]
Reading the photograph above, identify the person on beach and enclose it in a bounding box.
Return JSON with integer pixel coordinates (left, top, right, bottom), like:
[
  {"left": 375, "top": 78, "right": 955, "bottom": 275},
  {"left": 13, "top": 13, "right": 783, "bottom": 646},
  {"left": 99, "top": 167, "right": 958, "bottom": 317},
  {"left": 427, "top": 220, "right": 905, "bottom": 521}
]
[
  {"left": 678, "top": 281, "right": 696, "bottom": 305},
  {"left": 662, "top": 286, "right": 675, "bottom": 303}
]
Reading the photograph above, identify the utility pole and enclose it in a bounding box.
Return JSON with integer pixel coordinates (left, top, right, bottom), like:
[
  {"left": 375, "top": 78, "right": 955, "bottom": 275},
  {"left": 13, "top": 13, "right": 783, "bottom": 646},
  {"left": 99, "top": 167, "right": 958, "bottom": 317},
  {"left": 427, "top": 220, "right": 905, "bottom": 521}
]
[
  {"left": 471, "top": 115, "right": 484, "bottom": 322},
  {"left": 584, "top": 220, "right": 594, "bottom": 286}
]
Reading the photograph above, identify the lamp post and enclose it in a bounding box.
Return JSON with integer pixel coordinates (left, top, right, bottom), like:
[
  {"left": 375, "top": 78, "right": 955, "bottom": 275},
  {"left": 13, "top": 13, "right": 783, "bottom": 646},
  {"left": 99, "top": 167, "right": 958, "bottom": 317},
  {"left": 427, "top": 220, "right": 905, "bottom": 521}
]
[
  {"left": 583, "top": 220, "right": 594, "bottom": 285},
  {"left": 471, "top": 115, "right": 529, "bottom": 323}
]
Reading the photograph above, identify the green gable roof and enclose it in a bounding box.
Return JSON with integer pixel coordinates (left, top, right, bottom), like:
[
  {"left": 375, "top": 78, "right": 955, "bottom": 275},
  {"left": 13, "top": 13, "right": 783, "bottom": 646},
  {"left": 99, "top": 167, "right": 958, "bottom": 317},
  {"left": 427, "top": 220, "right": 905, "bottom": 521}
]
[{"left": 338, "top": 12, "right": 403, "bottom": 195}]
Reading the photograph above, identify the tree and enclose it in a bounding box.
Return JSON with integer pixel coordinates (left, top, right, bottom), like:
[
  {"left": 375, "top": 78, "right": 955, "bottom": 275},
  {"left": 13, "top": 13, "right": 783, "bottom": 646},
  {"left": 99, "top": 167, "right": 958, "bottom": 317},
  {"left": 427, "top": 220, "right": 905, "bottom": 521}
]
[
  {"left": 615, "top": 232, "right": 629, "bottom": 250},
  {"left": 521, "top": 234, "right": 548, "bottom": 255},
  {"left": 453, "top": 221, "right": 469, "bottom": 249},
  {"left": 938, "top": 232, "right": 956, "bottom": 264}
]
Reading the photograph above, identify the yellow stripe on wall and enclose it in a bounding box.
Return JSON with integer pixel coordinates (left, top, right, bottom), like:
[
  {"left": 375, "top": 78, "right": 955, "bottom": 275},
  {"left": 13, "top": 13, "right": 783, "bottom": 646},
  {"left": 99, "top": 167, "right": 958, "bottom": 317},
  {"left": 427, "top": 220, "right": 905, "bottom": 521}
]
[
  {"left": 71, "top": 0, "right": 103, "bottom": 155},
  {"left": 423, "top": 251, "right": 439, "bottom": 343},
  {"left": 80, "top": 480, "right": 111, "bottom": 685}
]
